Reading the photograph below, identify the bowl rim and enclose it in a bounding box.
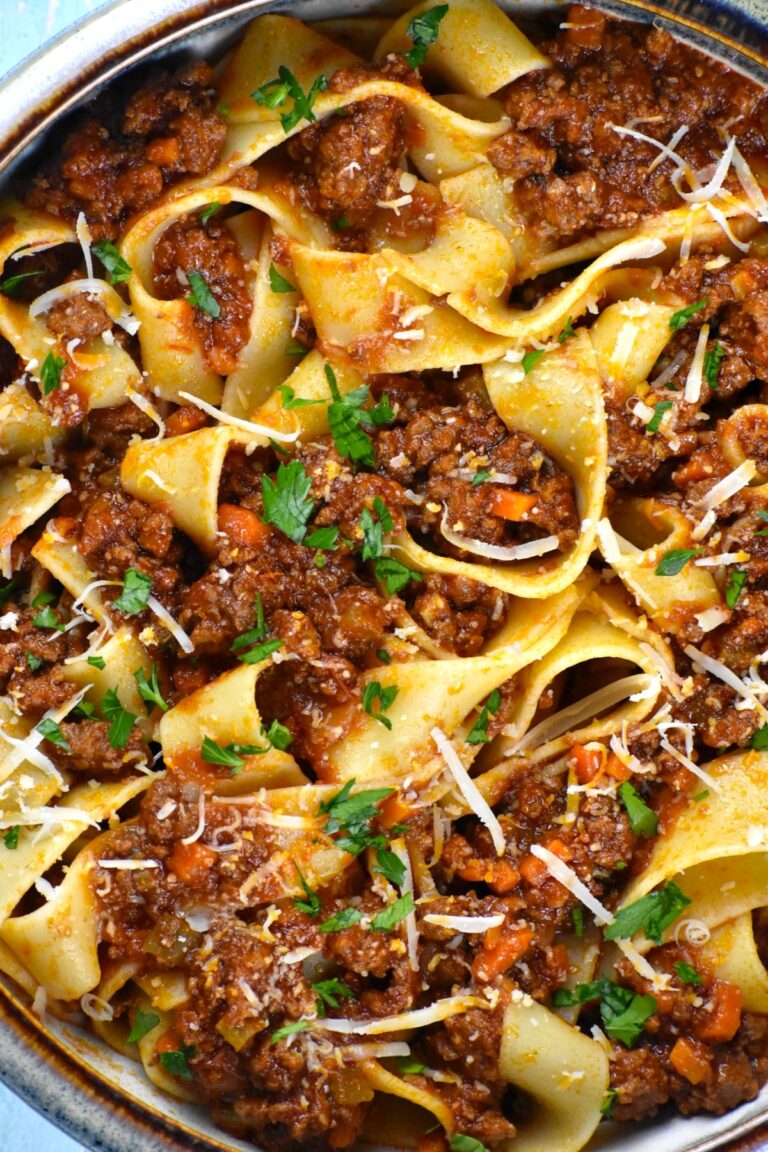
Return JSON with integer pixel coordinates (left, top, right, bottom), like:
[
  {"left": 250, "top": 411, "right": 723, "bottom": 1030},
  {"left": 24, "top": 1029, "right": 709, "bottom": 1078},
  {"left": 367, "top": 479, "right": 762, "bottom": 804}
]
[{"left": 1, "top": 1, "right": 768, "bottom": 1151}]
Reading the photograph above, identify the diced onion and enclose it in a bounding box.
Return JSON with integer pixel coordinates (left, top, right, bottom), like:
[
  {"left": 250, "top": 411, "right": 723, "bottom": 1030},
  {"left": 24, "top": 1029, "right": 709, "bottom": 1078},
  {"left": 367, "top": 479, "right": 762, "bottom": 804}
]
[
  {"left": 431, "top": 727, "right": 505, "bottom": 856},
  {"left": 529, "top": 844, "right": 613, "bottom": 926},
  {"left": 178, "top": 391, "right": 299, "bottom": 443}
]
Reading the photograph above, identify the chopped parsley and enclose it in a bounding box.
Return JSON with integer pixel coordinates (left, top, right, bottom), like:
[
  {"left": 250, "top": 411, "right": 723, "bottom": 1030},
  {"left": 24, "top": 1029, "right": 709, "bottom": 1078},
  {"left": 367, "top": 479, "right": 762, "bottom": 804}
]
[
  {"left": 3, "top": 826, "right": 20, "bottom": 850},
  {"left": 32, "top": 605, "right": 65, "bottom": 632},
  {"left": 264, "top": 718, "right": 292, "bottom": 750},
  {"left": 675, "top": 961, "right": 702, "bottom": 986},
  {"left": 279, "top": 384, "right": 322, "bottom": 410},
  {"left": 361, "top": 497, "right": 394, "bottom": 562},
  {"left": 40, "top": 351, "right": 66, "bottom": 395},
  {"left": 25, "top": 652, "right": 43, "bottom": 671},
  {"left": 271, "top": 1019, "right": 310, "bottom": 1044},
  {"left": 655, "top": 548, "right": 701, "bottom": 577},
  {"left": 669, "top": 298, "right": 707, "bottom": 332},
  {"left": 294, "top": 864, "right": 321, "bottom": 917},
  {"left": 73, "top": 700, "right": 96, "bottom": 720},
  {"left": 374, "top": 846, "right": 406, "bottom": 888},
  {"left": 326, "top": 366, "right": 376, "bottom": 467},
  {"left": 370, "top": 892, "right": 414, "bottom": 932},
  {"left": 693, "top": 789, "right": 710, "bottom": 802},
  {"left": 319, "top": 906, "right": 363, "bottom": 933},
  {"left": 87, "top": 655, "right": 106, "bottom": 670},
  {"left": 201, "top": 735, "right": 267, "bottom": 771},
  {"left": 522, "top": 349, "right": 544, "bottom": 375},
  {"left": 159, "top": 1044, "right": 196, "bottom": 1079},
  {"left": 450, "top": 1137, "right": 489, "bottom": 1152},
  {"left": 572, "top": 906, "right": 585, "bottom": 938},
  {"left": 405, "top": 3, "right": 449, "bottom": 69},
  {"left": 704, "top": 341, "right": 725, "bottom": 390},
  {"left": 751, "top": 725, "right": 768, "bottom": 750},
  {"left": 92, "top": 240, "right": 132, "bottom": 284},
  {"left": 397, "top": 1056, "right": 427, "bottom": 1076},
  {"left": 319, "top": 778, "right": 394, "bottom": 856},
  {"left": 646, "top": 400, "right": 673, "bottom": 435},
  {"left": 127, "top": 1008, "right": 160, "bottom": 1044},
  {"left": 466, "top": 688, "right": 501, "bottom": 745},
  {"left": 236, "top": 637, "right": 283, "bottom": 665},
  {"left": 0, "top": 580, "right": 16, "bottom": 606},
  {"left": 377, "top": 648, "right": 392, "bottom": 665},
  {"left": 0, "top": 270, "right": 41, "bottom": 296},
  {"left": 101, "top": 688, "right": 138, "bottom": 750},
  {"left": 472, "top": 469, "right": 492, "bottom": 487},
  {"left": 134, "top": 664, "right": 168, "bottom": 713},
  {"left": 199, "top": 202, "right": 220, "bottom": 225},
  {"left": 362, "top": 680, "right": 399, "bottom": 730},
  {"left": 252, "top": 66, "right": 328, "bottom": 133},
  {"left": 725, "top": 569, "right": 747, "bottom": 609},
  {"left": 618, "top": 781, "right": 658, "bottom": 838},
  {"left": 269, "top": 263, "right": 296, "bottom": 293},
  {"left": 600, "top": 1090, "right": 619, "bottom": 1118},
  {"left": 375, "top": 556, "right": 423, "bottom": 596},
  {"left": 604, "top": 882, "right": 691, "bottom": 945},
  {"left": 216, "top": 102, "right": 230, "bottom": 117},
  {"left": 31, "top": 590, "right": 56, "bottom": 607},
  {"left": 113, "top": 568, "right": 152, "bottom": 615},
  {"left": 313, "top": 977, "right": 356, "bottom": 1017},
  {"left": 305, "top": 525, "right": 339, "bottom": 551},
  {"left": 331, "top": 214, "right": 351, "bottom": 232},
  {"left": 35, "top": 717, "right": 71, "bottom": 751},
  {"left": 284, "top": 340, "right": 308, "bottom": 358},
  {"left": 186, "top": 270, "right": 221, "bottom": 318},
  {"left": 557, "top": 316, "right": 575, "bottom": 343},
  {"left": 262, "top": 459, "right": 315, "bottom": 543},
  {"left": 552, "top": 978, "right": 657, "bottom": 1047}
]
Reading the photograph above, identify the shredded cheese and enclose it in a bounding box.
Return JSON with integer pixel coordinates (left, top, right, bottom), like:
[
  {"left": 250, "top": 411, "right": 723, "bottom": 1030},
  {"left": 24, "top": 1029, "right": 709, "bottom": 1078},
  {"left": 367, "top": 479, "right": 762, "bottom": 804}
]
[
  {"left": 97, "top": 858, "right": 161, "bottom": 870},
  {"left": 75, "top": 212, "right": 94, "bottom": 279},
  {"left": 431, "top": 727, "right": 505, "bottom": 856},
  {"left": 704, "top": 202, "right": 751, "bottom": 253},
  {"left": 315, "top": 994, "right": 489, "bottom": 1035},
  {"left": 658, "top": 736, "right": 722, "bottom": 794},
  {"left": 181, "top": 791, "right": 207, "bottom": 845},
  {"left": 177, "top": 391, "right": 299, "bottom": 443},
  {"left": 146, "top": 594, "right": 194, "bottom": 654},
  {"left": 694, "top": 606, "right": 730, "bottom": 633},
  {"left": 507, "top": 674, "right": 656, "bottom": 754},
  {"left": 672, "top": 137, "right": 735, "bottom": 203},
  {"left": 683, "top": 323, "right": 710, "bottom": 404},
  {"left": 684, "top": 642, "right": 765, "bottom": 716},
  {"left": 529, "top": 844, "right": 613, "bottom": 926},
  {"left": 440, "top": 510, "right": 559, "bottom": 562},
  {"left": 125, "top": 386, "right": 166, "bottom": 441},
  {"left": 392, "top": 839, "right": 419, "bottom": 972}
]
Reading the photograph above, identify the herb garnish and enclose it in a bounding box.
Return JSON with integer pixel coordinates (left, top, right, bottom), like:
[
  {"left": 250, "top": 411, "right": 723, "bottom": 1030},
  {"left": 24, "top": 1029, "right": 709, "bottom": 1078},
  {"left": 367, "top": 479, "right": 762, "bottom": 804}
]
[
  {"left": 552, "top": 978, "right": 657, "bottom": 1047},
  {"left": 186, "top": 270, "right": 221, "bottom": 318},
  {"left": 269, "top": 263, "right": 296, "bottom": 294},
  {"left": 604, "top": 882, "right": 691, "bottom": 945},
  {"left": 313, "top": 977, "right": 356, "bottom": 1017},
  {"left": 35, "top": 717, "right": 71, "bottom": 751},
  {"left": 271, "top": 1019, "right": 310, "bottom": 1044},
  {"left": 3, "top": 826, "right": 20, "bottom": 850},
  {"left": 618, "top": 781, "right": 658, "bottom": 838},
  {"left": 362, "top": 680, "right": 399, "bottom": 729},
  {"left": 654, "top": 548, "right": 701, "bottom": 577},
  {"left": 262, "top": 459, "right": 315, "bottom": 543},
  {"left": 134, "top": 664, "right": 168, "bottom": 713},
  {"left": 646, "top": 400, "right": 673, "bottom": 435},
  {"left": 466, "top": 688, "right": 501, "bottom": 745},
  {"left": 319, "top": 907, "right": 364, "bottom": 933},
  {"left": 370, "top": 892, "right": 414, "bottom": 932},
  {"left": 704, "top": 341, "right": 725, "bottom": 390},
  {"left": 40, "top": 351, "right": 66, "bottom": 395},
  {"left": 725, "top": 569, "right": 746, "bottom": 609},
  {"left": 405, "top": 4, "right": 449, "bottom": 69},
  {"left": 361, "top": 497, "right": 394, "bottom": 562},
  {"left": 127, "top": 1008, "right": 160, "bottom": 1044},
  {"left": 669, "top": 298, "right": 707, "bottom": 332},
  {"left": 201, "top": 735, "right": 267, "bottom": 772},
  {"left": 522, "top": 349, "right": 544, "bottom": 374},
  {"left": 92, "top": 240, "right": 132, "bottom": 284},
  {"left": 675, "top": 961, "right": 702, "bottom": 986},
  {"left": 280, "top": 384, "right": 322, "bottom": 410},
  {"left": 102, "top": 688, "right": 138, "bottom": 750},
  {"left": 159, "top": 1045, "right": 196, "bottom": 1079},
  {"left": 294, "top": 864, "right": 321, "bottom": 917},
  {"left": 114, "top": 568, "right": 152, "bottom": 615},
  {"left": 252, "top": 66, "right": 328, "bottom": 133}
]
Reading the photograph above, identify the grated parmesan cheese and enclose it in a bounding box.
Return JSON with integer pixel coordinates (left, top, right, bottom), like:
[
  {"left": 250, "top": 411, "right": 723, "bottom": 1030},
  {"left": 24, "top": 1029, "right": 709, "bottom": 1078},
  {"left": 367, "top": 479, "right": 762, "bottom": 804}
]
[
  {"left": 431, "top": 727, "right": 505, "bottom": 856},
  {"left": 683, "top": 323, "right": 710, "bottom": 404}
]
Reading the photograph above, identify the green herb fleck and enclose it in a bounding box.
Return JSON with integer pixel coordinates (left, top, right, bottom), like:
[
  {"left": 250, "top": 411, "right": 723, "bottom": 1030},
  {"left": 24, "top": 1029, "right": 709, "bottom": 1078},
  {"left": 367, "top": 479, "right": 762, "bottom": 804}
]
[
  {"left": 618, "top": 781, "right": 658, "bottom": 838},
  {"left": 374, "top": 846, "right": 406, "bottom": 888},
  {"left": 87, "top": 655, "right": 106, "bottom": 670},
  {"left": 114, "top": 568, "right": 152, "bottom": 616},
  {"left": 704, "top": 341, "right": 725, "bottom": 390},
  {"left": 294, "top": 864, "right": 321, "bottom": 917},
  {"left": 751, "top": 725, "right": 768, "bottom": 751},
  {"left": 558, "top": 316, "right": 575, "bottom": 343},
  {"left": 466, "top": 688, "right": 501, "bottom": 745},
  {"left": 405, "top": 3, "right": 449, "bottom": 69},
  {"left": 522, "top": 349, "right": 544, "bottom": 375},
  {"left": 35, "top": 717, "right": 71, "bottom": 751},
  {"left": 552, "top": 978, "right": 657, "bottom": 1047},
  {"left": 319, "top": 906, "right": 364, "bottom": 933},
  {"left": 725, "top": 569, "right": 747, "bottom": 610},
  {"left": 127, "top": 1008, "right": 160, "bottom": 1045},
  {"left": 102, "top": 688, "right": 138, "bottom": 750},
  {"left": 654, "top": 548, "right": 701, "bottom": 577},
  {"left": 199, "top": 202, "right": 220, "bottom": 225},
  {"left": 331, "top": 214, "right": 351, "bottom": 232},
  {"left": 675, "top": 961, "right": 702, "bottom": 986},
  {"left": 669, "top": 298, "right": 707, "bottom": 332},
  {"left": 305, "top": 525, "right": 339, "bottom": 551},
  {"left": 377, "top": 648, "right": 392, "bottom": 665},
  {"left": 600, "top": 1090, "right": 619, "bottom": 1118},
  {"left": 572, "top": 906, "right": 585, "bottom": 937},
  {"left": 370, "top": 892, "right": 414, "bottom": 932},
  {"left": 25, "top": 652, "right": 43, "bottom": 671},
  {"left": 40, "top": 351, "right": 66, "bottom": 395},
  {"left": 374, "top": 556, "right": 423, "bottom": 596},
  {"left": 0, "top": 270, "right": 41, "bottom": 296},
  {"left": 159, "top": 1045, "right": 196, "bottom": 1079},
  {"left": 604, "top": 882, "right": 691, "bottom": 945},
  {"left": 252, "top": 66, "right": 328, "bottom": 133},
  {"left": 362, "top": 680, "right": 399, "bottom": 730},
  {"left": 449, "top": 1135, "right": 489, "bottom": 1152},
  {"left": 92, "top": 240, "right": 132, "bottom": 284},
  {"left": 313, "top": 977, "right": 356, "bottom": 1017},
  {"left": 472, "top": 469, "right": 491, "bottom": 487},
  {"left": 3, "top": 826, "right": 19, "bottom": 850},
  {"left": 271, "top": 1019, "right": 310, "bottom": 1044},
  {"left": 279, "top": 384, "right": 322, "bottom": 410},
  {"left": 32, "top": 605, "right": 66, "bottom": 632},
  {"left": 134, "top": 664, "right": 168, "bottom": 713},
  {"left": 646, "top": 400, "right": 673, "bottom": 435},
  {"left": 262, "top": 459, "right": 315, "bottom": 543},
  {"left": 201, "top": 735, "right": 267, "bottom": 772},
  {"left": 186, "top": 270, "right": 221, "bottom": 318},
  {"left": 269, "top": 263, "right": 296, "bottom": 294},
  {"left": 360, "top": 496, "right": 394, "bottom": 562},
  {"left": 396, "top": 1056, "right": 427, "bottom": 1075}
]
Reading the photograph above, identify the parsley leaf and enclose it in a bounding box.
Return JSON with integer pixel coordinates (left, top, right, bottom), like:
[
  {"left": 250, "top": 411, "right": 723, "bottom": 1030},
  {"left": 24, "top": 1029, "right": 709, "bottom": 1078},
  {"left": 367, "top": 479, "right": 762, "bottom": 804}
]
[
  {"left": 552, "top": 978, "right": 656, "bottom": 1047},
  {"left": 669, "top": 298, "right": 707, "bottom": 332},
  {"left": 305, "top": 525, "right": 339, "bottom": 551},
  {"left": 646, "top": 400, "right": 673, "bottom": 435},
  {"left": 449, "top": 1137, "right": 489, "bottom": 1152},
  {"left": 618, "top": 781, "right": 658, "bottom": 838},
  {"left": 704, "top": 341, "right": 725, "bottom": 390},
  {"left": 655, "top": 548, "right": 701, "bottom": 577},
  {"left": 572, "top": 906, "right": 585, "bottom": 937},
  {"left": 159, "top": 1045, "right": 196, "bottom": 1079},
  {"left": 201, "top": 736, "right": 267, "bottom": 771},
  {"left": 101, "top": 688, "right": 138, "bottom": 750},
  {"left": 3, "top": 826, "right": 19, "bottom": 850},
  {"left": 362, "top": 681, "right": 398, "bottom": 729},
  {"left": 35, "top": 717, "right": 71, "bottom": 751},
  {"left": 264, "top": 718, "right": 292, "bottom": 750},
  {"left": 262, "top": 459, "right": 315, "bottom": 543},
  {"left": 200, "top": 202, "right": 220, "bottom": 225},
  {"left": 127, "top": 1008, "right": 160, "bottom": 1044},
  {"left": 31, "top": 590, "right": 56, "bottom": 607},
  {"left": 114, "top": 568, "right": 152, "bottom": 615},
  {"left": 522, "top": 349, "right": 544, "bottom": 374},
  {"left": 326, "top": 365, "right": 376, "bottom": 467},
  {"left": 466, "top": 688, "right": 501, "bottom": 745},
  {"left": 370, "top": 892, "right": 414, "bottom": 932},
  {"left": 269, "top": 263, "right": 296, "bottom": 293},
  {"left": 32, "top": 605, "right": 66, "bottom": 632},
  {"left": 87, "top": 655, "right": 106, "bottom": 670},
  {"left": 280, "top": 384, "right": 322, "bottom": 410},
  {"left": 600, "top": 1090, "right": 619, "bottom": 1118},
  {"left": 294, "top": 864, "right": 321, "bottom": 917},
  {"left": 40, "top": 351, "right": 66, "bottom": 395},
  {"left": 186, "top": 270, "right": 221, "bottom": 318},
  {"left": 313, "top": 977, "right": 356, "bottom": 1017},
  {"left": 331, "top": 214, "right": 351, "bottom": 233},
  {"left": 374, "top": 846, "right": 406, "bottom": 888},
  {"left": 725, "top": 569, "right": 747, "bottom": 610},
  {"left": 405, "top": 3, "right": 449, "bottom": 68},
  {"left": 360, "top": 496, "right": 393, "bottom": 562},
  {"left": 604, "top": 882, "right": 691, "bottom": 945},
  {"left": 252, "top": 66, "right": 328, "bottom": 133},
  {"left": 377, "top": 648, "right": 392, "bottom": 665},
  {"left": 73, "top": 700, "right": 96, "bottom": 720},
  {"left": 675, "top": 961, "right": 702, "bottom": 986},
  {"left": 92, "top": 240, "right": 132, "bottom": 285},
  {"left": 693, "top": 789, "right": 710, "bottom": 802},
  {"left": 472, "top": 469, "right": 491, "bottom": 487},
  {"left": 134, "top": 664, "right": 168, "bottom": 713},
  {"left": 0, "top": 580, "right": 17, "bottom": 606},
  {"left": 557, "top": 316, "right": 575, "bottom": 343},
  {"left": 25, "top": 652, "right": 43, "bottom": 671},
  {"left": 374, "top": 556, "right": 423, "bottom": 596},
  {"left": 751, "top": 725, "right": 768, "bottom": 750},
  {"left": 397, "top": 1056, "right": 427, "bottom": 1075},
  {"left": 237, "top": 637, "right": 283, "bottom": 665},
  {"left": 319, "top": 906, "right": 363, "bottom": 933},
  {"left": 271, "top": 1019, "right": 310, "bottom": 1044},
  {"left": 0, "top": 270, "right": 41, "bottom": 296},
  {"left": 319, "top": 779, "right": 393, "bottom": 855}
]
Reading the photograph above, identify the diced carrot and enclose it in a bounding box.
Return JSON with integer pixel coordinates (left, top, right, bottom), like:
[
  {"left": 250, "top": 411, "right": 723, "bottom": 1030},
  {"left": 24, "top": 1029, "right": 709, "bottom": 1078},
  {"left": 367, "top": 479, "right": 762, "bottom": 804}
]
[
  {"left": 490, "top": 489, "right": 537, "bottom": 522},
  {"left": 605, "top": 753, "right": 633, "bottom": 782},
  {"left": 570, "top": 744, "right": 604, "bottom": 784},
  {"left": 457, "top": 858, "right": 490, "bottom": 883},
  {"left": 53, "top": 516, "right": 78, "bottom": 537},
  {"left": 217, "top": 503, "right": 270, "bottom": 549},
  {"left": 167, "top": 841, "right": 217, "bottom": 886},
  {"left": 519, "top": 837, "right": 570, "bottom": 887},
  {"left": 564, "top": 4, "right": 606, "bottom": 50},
  {"left": 145, "top": 136, "right": 181, "bottom": 167},
  {"left": 473, "top": 926, "right": 534, "bottom": 982},
  {"left": 379, "top": 793, "right": 412, "bottom": 830},
  {"left": 697, "top": 981, "right": 742, "bottom": 1044},
  {"left": 155, "top": 1028, "right": 182, "bottom": 1055},
  {"left": 165, "top": 404, "right": 209, "bottom": 437},
  {"left": 488, "top": 860, "right": 520, "bottom": 895},
  {"left": 669, "top": 1037, "right": 711, "bottom": 1085}
]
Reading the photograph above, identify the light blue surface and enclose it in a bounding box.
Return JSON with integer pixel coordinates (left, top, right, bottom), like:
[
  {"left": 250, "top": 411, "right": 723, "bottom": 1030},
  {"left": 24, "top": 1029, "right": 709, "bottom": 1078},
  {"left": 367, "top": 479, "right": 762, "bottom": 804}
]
[{"left": 0, "top": 5, "right": 95, "bottom": 1149}]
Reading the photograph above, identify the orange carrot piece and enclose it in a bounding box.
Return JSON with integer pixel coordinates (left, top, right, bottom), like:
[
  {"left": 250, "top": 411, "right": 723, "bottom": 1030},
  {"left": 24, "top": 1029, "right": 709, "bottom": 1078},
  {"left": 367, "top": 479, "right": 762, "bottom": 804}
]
[
  {"left": 217, "top": 503, "right": 270, "bottom": 548},
  {"left": 570, "top": 744, "right": 604, "bottom": 784},
  {"left": 670, "top": 1037, "right": 711, "bottom": 1085},
  {"left": 473, "top": 926, "right": 533, "bottom": 982},
  {"left": 490, "top": 489, "right": 537, "bottom": 522},
  {"left": 697, "top": 981, "right": 742, "bottom": 1044},
  {"left": 167, "top": 841, "right": 217, "bottom": 886}
]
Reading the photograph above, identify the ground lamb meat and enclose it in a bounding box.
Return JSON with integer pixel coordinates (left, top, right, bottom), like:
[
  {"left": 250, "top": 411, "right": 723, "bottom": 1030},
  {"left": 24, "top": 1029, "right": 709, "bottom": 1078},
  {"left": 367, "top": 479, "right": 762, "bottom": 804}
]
[
  {"left": 76, "top": 490, "right": 186, "bottom": 596},
  {"left": 26, "top": 62, "right": 226, "bottom": 239},
  {"left": 51, "top": 718, "right": 147, "bottom": 775}
]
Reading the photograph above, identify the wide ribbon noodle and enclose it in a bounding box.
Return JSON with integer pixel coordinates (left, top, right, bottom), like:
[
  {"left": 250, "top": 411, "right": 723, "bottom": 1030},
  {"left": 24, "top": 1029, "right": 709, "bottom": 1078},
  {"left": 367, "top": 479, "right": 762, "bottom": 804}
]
[{"left": 2, "top": 1, "right": 768, "bottom": 1150}]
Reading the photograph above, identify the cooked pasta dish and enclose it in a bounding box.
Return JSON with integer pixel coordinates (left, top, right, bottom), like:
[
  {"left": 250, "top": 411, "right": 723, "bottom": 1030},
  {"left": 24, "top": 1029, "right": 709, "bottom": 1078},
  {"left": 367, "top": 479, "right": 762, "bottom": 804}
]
[{"left": 1, "top": 2, "right": 768, "bottom": 1149}]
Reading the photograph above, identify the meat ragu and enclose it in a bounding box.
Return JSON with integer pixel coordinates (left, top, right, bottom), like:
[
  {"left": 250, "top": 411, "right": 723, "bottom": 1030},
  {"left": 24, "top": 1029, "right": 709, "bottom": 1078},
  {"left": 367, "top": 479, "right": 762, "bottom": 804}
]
[{"left": 2, "top": 3, "right": 768, "bottom": 1152}]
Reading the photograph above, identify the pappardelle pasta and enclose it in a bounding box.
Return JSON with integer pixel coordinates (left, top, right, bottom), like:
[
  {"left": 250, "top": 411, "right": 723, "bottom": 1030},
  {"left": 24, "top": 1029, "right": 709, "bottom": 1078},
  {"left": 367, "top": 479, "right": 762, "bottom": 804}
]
[{"left": 2, "top": 2, "right": 768, "bottom": 1149}]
